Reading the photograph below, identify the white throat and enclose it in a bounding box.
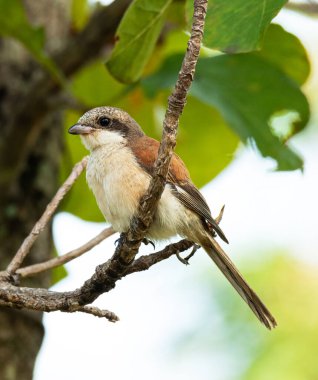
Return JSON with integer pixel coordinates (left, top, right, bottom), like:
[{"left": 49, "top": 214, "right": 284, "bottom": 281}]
[{"left": 80, "top": 129, "right": 125, "bottom": 152}]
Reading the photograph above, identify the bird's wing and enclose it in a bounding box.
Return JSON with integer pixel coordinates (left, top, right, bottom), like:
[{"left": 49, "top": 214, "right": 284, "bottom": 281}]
[
  {"left": 129, "top": 136, "right": 228, "bottom": 243},
  {"left": 168, "top": 181, "right": 228, "bottom": 243}
]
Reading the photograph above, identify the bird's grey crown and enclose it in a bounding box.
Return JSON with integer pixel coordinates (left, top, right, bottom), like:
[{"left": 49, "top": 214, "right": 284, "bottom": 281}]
[{"left": 78, "top": 106, "right": 144, "bottom": 137}]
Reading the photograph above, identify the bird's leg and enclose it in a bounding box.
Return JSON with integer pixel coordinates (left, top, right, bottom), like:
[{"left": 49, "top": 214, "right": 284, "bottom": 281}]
[
  {"left": 176, "top": 244, "right": 201, "bottom": 266},
  {"left": 142, "top": 238, "right": 156, "bottom": 250},
  {"left": 184, "top": 244, "right": 201, "bottom": 264},
  {"left": 114, "top": 233, "right": 126, "bottom": 247},
  {"left": 184, "top": 244, "right": 201, "bottom": 261},
  {"left": 176, "top": 251, "right": 190, "bottom": 265}
]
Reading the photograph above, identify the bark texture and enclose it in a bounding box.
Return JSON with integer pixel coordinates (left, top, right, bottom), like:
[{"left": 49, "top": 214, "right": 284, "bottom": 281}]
[
  {"left": 0, "top": 1, "right": 69, "bottom": 378},
  {"left": 0, "top": 0, "right": 130, "bottom": 376}
]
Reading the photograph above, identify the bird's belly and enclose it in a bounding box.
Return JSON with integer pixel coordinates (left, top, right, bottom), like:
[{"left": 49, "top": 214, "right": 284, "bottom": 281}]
[
  {"left": 148, "top": 186, "right": 187, "bottom": 240},
  {"left": 102, "top": 170, "right": 148, "bottom": 232},
  {"left": 96, "top": 178, "right": 186, "bottom": 240}
]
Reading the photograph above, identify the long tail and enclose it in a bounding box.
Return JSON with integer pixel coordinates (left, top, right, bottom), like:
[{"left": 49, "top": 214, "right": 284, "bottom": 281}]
[{"left": 202, "top": 239, "right": 277, "bottom": 330}]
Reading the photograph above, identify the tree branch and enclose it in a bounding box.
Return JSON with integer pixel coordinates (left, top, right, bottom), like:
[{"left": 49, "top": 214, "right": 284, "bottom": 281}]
[
  {"left": 0, "top": 0, "right": 209, "bottom": 320},
  {"left": 123, "top": 240, "right": 195, "bottom": 276},
  {"left": 0, "top": 239, "right": 194, "bottom": 320},
  {"left": 73, "top": 305, "right": 119, "bottom": 322},
  {"left": 6, "top": 157, "right": 88, "bottom": 274},
  {"left": 0, "top": 292, "right": 119, "bottom": 323},
  {"left": 15, "top": 227, "right": 115, "bottom": 278}
]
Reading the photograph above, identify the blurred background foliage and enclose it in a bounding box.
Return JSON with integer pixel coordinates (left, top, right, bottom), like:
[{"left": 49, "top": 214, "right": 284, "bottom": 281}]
[
  {"left": 170, "top": 253, "right": 318, "bottom": 380},
  {"left": 1, "top": 0, "right": 318, "bottom": 379}
]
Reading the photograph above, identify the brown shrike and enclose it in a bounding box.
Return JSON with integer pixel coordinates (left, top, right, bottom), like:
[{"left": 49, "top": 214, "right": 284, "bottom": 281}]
[{"left": 69, "top": 106, "right": 277, "bottom": 329}]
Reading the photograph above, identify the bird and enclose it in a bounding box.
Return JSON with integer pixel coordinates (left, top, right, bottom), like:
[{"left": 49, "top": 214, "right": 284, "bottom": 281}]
[{"left": 68, "top": 106, "right": 277, "bottom": 330}]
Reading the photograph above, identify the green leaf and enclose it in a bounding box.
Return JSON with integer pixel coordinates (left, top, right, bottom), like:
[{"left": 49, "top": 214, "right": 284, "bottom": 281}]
[
  {"left": 186, "top": 0, "right": 287, "bottom": 53},
  {"left": 142, "top": 54, "right": 309, "bottom": 170},
  {"left": 51, "top": 264, "right": 68, "bottom": 286},
  {"left": 257, "top": 24, "right": 310, "bottom": 85},
  {"left": 71, "top": 61, "right": 126, "bottom": 106},
  {"left": 192, "top": 55, "right": 309, "bottom": 170},
  {"left": 51, "top": 246, "right": 68, "bottom": 286},
  {"left": 176, "top": 97, "right": 239, "bottom": 186},
  {"left": 0, "top": 0, "right": 62, "bottom": 81},
  {"left": 106, "top": 0, "right": 172, "bottom": 84},
  {"left": 71, "top": 0, "right": 89, "bottom": 31}
]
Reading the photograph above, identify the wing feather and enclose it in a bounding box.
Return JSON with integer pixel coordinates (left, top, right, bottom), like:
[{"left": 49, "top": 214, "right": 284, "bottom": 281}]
[
  {"left": 169, "top": 182, "right": 228, "bottom": 243},
  {"left": 129, "top": 135, "right": 228, "bottom": 242}
]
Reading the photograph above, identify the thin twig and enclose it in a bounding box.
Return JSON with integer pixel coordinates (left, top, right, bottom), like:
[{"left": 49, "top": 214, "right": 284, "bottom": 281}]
[
  {"left": 6, "top": 156, "right": 88, "bottom": 274},
  {"left": 285, "top": 1, "right": 318, "bottom": 14},
  {"left": 68, "top": 305, "right": 119, "bottom": 322},
  {"left": 16, "top": 227, "right": 115, "bottom": 278}
]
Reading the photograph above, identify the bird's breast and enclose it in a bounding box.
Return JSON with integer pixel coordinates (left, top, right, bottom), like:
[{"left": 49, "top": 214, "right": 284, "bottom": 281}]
[
  {"left": 86, "top": 145, "right": 150, "bottom": 232},
  {"left": 86, "top": 144, "right": 192, "bottom": 241}
]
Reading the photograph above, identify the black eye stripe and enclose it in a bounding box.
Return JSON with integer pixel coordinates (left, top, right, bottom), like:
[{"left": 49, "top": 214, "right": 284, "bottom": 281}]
[
  {"left": 98, "top": 117, "right": 110, "bottom": 127},
  {"left": 96, "top": 117, "right": 130, "bottom": 137}
]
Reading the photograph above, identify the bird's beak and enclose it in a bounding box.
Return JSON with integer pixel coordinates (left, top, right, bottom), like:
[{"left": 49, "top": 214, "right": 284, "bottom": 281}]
[{"left": 68, "top": 124, "right": 94, "bottom": 135}]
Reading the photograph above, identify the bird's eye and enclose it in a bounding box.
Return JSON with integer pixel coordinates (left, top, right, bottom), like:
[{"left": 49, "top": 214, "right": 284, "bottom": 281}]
[{"left": 98, "top": 117, "right": 110, "bottom": 127}]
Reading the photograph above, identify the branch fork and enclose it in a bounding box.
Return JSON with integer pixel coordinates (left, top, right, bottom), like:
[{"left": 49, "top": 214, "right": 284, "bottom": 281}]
[{"left": 0, "top": 0, "right": 209, "bottom": 323}]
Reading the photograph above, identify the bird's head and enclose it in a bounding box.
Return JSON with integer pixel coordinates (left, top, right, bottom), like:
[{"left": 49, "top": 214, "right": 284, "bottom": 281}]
[{"left": 68, "top": 106, "right": 144, "bottom": 151}]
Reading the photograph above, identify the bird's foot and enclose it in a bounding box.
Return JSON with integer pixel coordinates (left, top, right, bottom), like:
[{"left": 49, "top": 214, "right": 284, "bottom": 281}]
[
  {"left": 142, "top": 238, "right": 156, "bottom": 250},
  {"left": 176, "top": 244, "right": 201, "bottom": 266},
  {"left": 115, "top": 237, "right": 155, "bottom": 249}
]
